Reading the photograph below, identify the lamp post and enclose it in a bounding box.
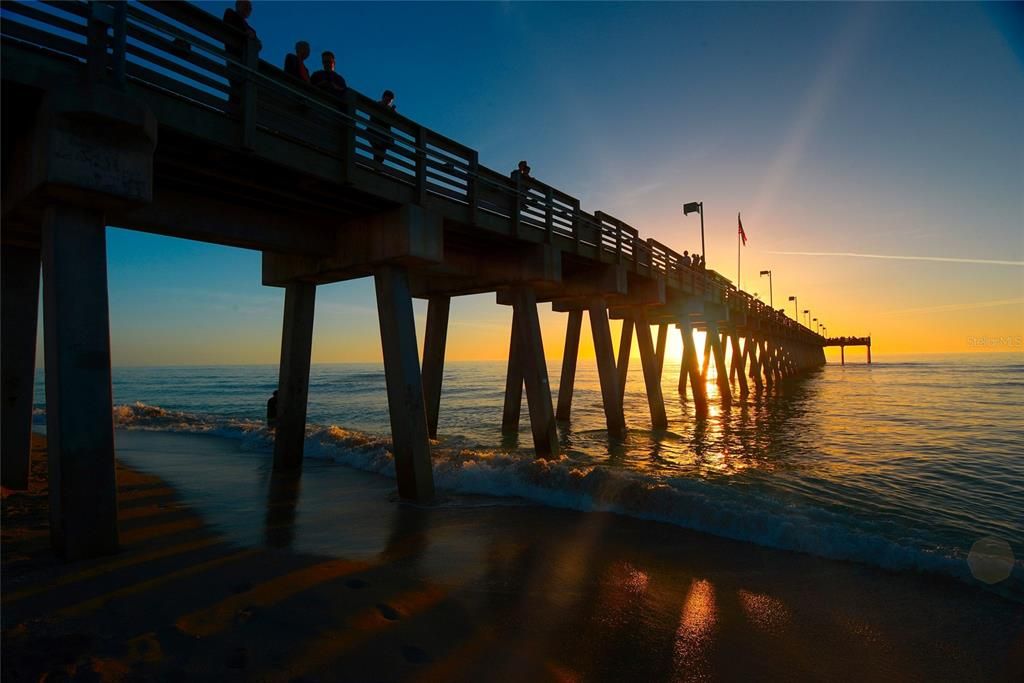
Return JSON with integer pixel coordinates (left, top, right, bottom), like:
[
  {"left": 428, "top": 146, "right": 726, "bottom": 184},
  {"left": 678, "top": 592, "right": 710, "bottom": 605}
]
[
  {"left": 788, "top": 295, "right": 797, "bottom": 320},
  {"left": 803, "top": 309, "right": 810, "bottom": 327},
  {"left": 683, "top": 201, "right": 705, "bottom": 264},
  {"left": 759, "top": 270, "right": 773, "bottom": 308},
  {"left": 813, "top": 317, "right": 819, "bottom": 334},
  {"left": 822, "top": 325, "right": 828, "bottom": 338}
]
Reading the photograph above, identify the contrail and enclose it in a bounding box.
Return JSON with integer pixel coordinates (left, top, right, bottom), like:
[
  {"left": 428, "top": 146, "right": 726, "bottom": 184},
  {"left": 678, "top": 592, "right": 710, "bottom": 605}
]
[
  {"left": 880, "top": 298, "right": 1024, "bottom": 316},
  {"left": 768, "top": 251, "right": 1024, "bottom": 266}
]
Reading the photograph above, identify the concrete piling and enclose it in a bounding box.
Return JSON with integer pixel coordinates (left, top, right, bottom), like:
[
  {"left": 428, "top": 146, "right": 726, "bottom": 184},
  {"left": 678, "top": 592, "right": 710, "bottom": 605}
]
[
  {"left": 273, "top": 281, "right": 317, "bottom": 472},
  {"left": 1, "top": 244, "right": 41, "bottom": 490},
  {"left": 374, "top": 265, "right": 435, "bottom": 502},
  {"left": 421, "top": 296, "right": 451, "bottom": 439},
  {"left": 41, "top": 206, "right": 119, "bottom": 560}
]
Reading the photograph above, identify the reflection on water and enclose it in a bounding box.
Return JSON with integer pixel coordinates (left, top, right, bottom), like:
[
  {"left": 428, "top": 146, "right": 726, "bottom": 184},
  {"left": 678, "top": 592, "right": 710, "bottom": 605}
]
[{"left": 36, "top": 354, "right": 1024, "bottom": 594}]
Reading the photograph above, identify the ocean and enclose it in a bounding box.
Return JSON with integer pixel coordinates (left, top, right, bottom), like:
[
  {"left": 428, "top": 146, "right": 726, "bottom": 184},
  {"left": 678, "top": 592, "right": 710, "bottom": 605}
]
[{"left": 32, "top": 353, "right": 1024, "bottom": 600}]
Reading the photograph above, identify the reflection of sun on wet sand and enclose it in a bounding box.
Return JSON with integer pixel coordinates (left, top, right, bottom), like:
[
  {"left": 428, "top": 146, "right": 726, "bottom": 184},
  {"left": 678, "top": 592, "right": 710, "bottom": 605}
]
[{"left": 2, "top": 432, "right": 1023, "bottom": 681}]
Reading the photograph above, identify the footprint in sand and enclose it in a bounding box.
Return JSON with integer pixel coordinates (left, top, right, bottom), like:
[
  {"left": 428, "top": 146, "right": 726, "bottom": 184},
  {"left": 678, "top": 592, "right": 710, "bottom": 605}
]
[{"left": 375, "top": 603, "right": 400, "bottom": 621}]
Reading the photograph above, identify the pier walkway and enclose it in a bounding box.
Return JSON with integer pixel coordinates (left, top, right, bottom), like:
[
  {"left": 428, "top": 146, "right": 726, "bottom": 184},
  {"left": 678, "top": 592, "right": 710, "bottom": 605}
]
[{"left": 3, "top": 1, "right": 829, "bottom": 558}]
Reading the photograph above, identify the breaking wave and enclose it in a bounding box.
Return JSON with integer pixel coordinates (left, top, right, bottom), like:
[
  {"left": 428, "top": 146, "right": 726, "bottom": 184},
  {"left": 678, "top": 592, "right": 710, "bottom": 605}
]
[{"left": 33, "top": 401, "right": 1023, "bottom": 600}]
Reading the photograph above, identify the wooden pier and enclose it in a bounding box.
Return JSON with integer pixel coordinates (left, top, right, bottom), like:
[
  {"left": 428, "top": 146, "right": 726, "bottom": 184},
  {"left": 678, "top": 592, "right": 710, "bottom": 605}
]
[
  {"left": 2, "top": 1, "right": 837, "bottom": 558},
  {"left": 824, "top": 336, "right": 872, "bottom": 365}
]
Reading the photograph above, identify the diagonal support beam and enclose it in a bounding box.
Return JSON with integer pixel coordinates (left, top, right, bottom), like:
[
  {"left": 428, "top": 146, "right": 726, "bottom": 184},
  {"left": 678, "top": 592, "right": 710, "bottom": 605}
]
[
  {"left": 555, "top": 309, "right": 583, "bottom": 421},
  {"left": 705, "top": 321, "right": 732, "bottom": 402},
  {"left": 511, "top": 287, "right": 559, "bottom": 457},
  {"left": 588, "top": 298, "right": 626, "bottom": 437},
  {"left": 421, "top": 296, "right": 450, "bottom": 439},
  {"left": 502, "top": 311, "right": 524, "bottom": 433},
  {"left": 655, "top": 323, "right": 668, "bottom": 379},
  {"left": 374, "top": 265, "right": 434, "bottom": 502},
  {"left": 634, "top": 308, "right": 668, "bottom": 429},
  {"left": 729, "top": 330, "right": 749, "bottom": 396},
  {"left": 681, "top": 319, "right": 708, "bottom": 411},
  {"left": 617, "top": 316, "right": 633, "bottom": 401}
]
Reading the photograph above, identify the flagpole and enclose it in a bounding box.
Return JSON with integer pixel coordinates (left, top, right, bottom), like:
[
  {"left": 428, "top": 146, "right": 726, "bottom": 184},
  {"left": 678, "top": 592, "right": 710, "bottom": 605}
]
[{"left": 737, "top": 214, "right": 741, "bottom": 289}]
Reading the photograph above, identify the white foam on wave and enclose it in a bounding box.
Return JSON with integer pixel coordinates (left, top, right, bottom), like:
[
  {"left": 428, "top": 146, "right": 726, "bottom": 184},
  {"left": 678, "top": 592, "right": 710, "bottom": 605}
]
[{"left": 36, "top": 402, "right": 1023, "bottom": 599}]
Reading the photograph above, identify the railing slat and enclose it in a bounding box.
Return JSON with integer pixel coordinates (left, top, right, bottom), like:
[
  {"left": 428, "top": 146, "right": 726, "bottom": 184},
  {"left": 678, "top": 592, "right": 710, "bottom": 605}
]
[
  {"left": 1, "top": 15, "right": 87, "bottom": 59},
  {"left": 4, "top": 1, "right": 87, "bottom": 37}
]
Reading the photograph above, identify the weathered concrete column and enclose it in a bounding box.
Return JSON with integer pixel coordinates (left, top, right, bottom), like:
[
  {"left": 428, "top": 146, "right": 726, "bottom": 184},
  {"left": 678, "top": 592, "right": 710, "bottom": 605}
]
[
  {"left": 502, "top": 311, "right": 524, "bottom": 434},
  {"left": 705, "top": 322, "right": 732, "bottom": 402},
  {"left": 1, "top": 244, "right": 41, "bottom": 490},
  {"left": 655, "top": 323, "right": 668, "bottom": 379},
  {"left": 511, "top": 287, "right": 559, "bottom": 457},
  {"left": 681, "top": 319, "right": 708, "bottom": 411},
  {"left": 421, "top": 296, "right": 450, "bottom": 438},
  {"left": 701, "top": 334, "right": 712, "bottom": 379},
  {"left": 761, "top": 339, "right": 775, "bottom": 387},
  {"left": 273, "top": 282, "right": 317, "bottom": 472},
  {"left": 555, "top": 309, "right": 583, "bottom": 421},
  {"left": 8, "top": 78, "right": 156, "bottom": 559},
  {"left": 374, "top": 265, "right": 434, "bottom": 502},
  {"left": 729, "top": 330, "right": 749, "bottom": 396},
  {"left": 616, "top": 316, "right": 633, "bottom": 401},
  {"left": 747, "top": 335, "right": 764, "bottom": 390},
  {"left": 678, "top": 327, "right": 688, "bottom": 396},
  {"left": 41, "top": 206, "right": 118, "bottom": 559},
  {"left": 841, "top": 345, "right": 845, "bottom": 366},
  {"left": 634, "top": 308, "right": 668, "bottom": 429},
  {"left": 588, "top": 299, "right": 626, "bottom": 437}
]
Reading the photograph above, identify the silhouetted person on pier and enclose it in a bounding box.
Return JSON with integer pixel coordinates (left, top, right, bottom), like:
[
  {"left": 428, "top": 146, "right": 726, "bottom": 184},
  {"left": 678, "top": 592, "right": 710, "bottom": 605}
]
[
  {"left": 224, "top": 0, "right": 259, "bottom": 43},
  {"left": 371, "top": 89, "right": 396, "bottom": 165},
  {"left": 223, "top": 1, "right": 261, "bottom": 113},
  {"left": 267, "top": 390, "right": 278, "bottom": 430},
  {"left": 284, "top": 41, "right": 310, "bottom": 83},
  {"left": 683, "top": 250, "right": 691, "bottom": 268},
  {"left": 511, "top": 160, "right": 531, "bottom": 181},
  {"left": 311, "top": 51, "right": 347, "bottom": 98}
]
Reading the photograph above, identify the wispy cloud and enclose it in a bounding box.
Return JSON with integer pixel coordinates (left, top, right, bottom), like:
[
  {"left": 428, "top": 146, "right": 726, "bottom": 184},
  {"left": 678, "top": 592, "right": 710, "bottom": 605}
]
[
  {"left": 880, "top": 298, "right": 1024, "bottom": 316},
  {"left": 768, "top": 250, "right": 1024, "bottom": 266}
]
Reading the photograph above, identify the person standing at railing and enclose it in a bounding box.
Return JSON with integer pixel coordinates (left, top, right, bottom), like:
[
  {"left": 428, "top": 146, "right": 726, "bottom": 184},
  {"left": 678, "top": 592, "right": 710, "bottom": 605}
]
[
  {"left": 683, "top": 250, "right": 692, "bottom": 268},
  {"left": 284, "top": 41, "right": 311, "bottom": 83},
  {"left": 223, "top": 0, "right": 261, "bottom": 52},
  {"left": 510, "top": 160, "right": 531, "bottom": 181},
  {"left": 371, "top": 90, "right": 396, "bottom": 165},
  {"left": 223, "top": 0, "right": 261, "bottom": 112},
  {"left": 311, "top": 51, "right": 347, "bottom": 97}
]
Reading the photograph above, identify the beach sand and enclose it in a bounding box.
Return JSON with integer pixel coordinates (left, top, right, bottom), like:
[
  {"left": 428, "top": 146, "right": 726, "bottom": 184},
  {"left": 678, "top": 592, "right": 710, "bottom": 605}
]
[{"left": 2, "top": 431, "right": 1022, "bottom": 682}]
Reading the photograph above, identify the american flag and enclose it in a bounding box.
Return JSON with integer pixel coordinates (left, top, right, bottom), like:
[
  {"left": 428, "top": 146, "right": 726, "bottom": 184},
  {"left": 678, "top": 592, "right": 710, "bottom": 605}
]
[{"left": 738, "top": 213, "right": 748, "bottom": 246}]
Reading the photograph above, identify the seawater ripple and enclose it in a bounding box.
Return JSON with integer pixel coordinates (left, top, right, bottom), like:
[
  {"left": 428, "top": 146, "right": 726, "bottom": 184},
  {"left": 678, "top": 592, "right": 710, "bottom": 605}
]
[{"left": 31, "top": 353, "right": 1024, "bottom": 601}]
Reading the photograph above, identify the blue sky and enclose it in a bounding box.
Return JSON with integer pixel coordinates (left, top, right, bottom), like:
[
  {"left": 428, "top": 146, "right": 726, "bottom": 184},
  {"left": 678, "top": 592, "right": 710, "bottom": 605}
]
[{"left": 84, "top": 1, "right": 1022, "bottom": 364}]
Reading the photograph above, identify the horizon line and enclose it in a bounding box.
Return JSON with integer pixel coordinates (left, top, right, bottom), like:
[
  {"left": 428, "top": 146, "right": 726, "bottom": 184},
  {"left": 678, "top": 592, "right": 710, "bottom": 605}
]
[{"left": 767, "top": 251, "right": 1024, "bottom": 266}]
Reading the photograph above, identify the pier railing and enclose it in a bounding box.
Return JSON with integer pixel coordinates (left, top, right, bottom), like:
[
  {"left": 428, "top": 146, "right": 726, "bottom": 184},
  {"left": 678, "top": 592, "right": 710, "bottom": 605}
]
[{"left": 1, "top": 0, "right": 819, "bottom": 340}]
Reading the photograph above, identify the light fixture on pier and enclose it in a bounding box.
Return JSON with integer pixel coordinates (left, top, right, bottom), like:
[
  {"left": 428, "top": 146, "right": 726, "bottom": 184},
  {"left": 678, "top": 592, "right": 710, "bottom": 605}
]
[
  {"left": 788, "top": 295, "right": 798, "bottom": 320},
  {"left": 759, "top": 270, "right": 773, "bottom": 307},
  {"left": 813, "top": 317, "right": 819, "bottom": 334},
  {"left": 803, "top": 309, "right": 810, "bottom": 327},
  {"left": 683, "top": 201, "right": 705, "bottom": 264}
]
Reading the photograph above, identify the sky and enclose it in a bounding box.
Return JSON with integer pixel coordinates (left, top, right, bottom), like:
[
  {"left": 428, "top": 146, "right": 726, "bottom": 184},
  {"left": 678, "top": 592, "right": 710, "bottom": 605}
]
[{"left": 44, "top": 1, "right": 1024, "bottom": 365}]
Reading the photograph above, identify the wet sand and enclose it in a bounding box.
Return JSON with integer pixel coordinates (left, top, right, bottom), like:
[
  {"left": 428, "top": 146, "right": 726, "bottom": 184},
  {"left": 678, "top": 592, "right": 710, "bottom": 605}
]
[{"left": 3, "top": 431, "right": 1022, "bottom": 682}]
